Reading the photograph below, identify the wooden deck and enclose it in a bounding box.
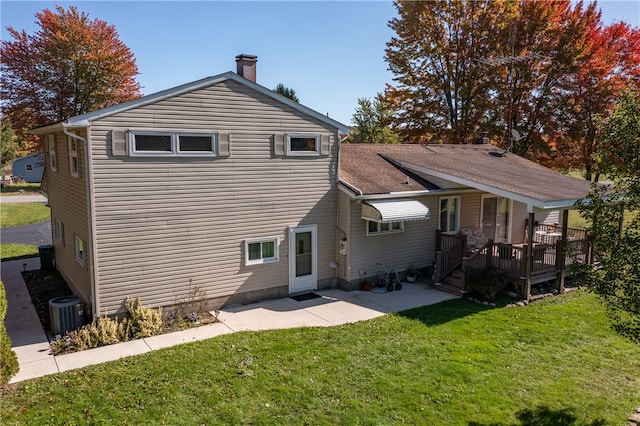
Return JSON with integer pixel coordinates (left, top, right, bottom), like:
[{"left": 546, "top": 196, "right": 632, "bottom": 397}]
[{"left": 434, "top": 227, "right": 592, "bottom": 299}]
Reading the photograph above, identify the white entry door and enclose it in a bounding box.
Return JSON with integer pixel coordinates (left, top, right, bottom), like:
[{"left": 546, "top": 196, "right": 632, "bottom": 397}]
[{"left": 289, "top": 225, "right": 317, "bottom": 294}]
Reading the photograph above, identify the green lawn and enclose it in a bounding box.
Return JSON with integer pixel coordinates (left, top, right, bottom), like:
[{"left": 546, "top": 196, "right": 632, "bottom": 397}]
[
  {"left": 0, "top": 203, "right": 50, "bottom": 228},
  {"left": 0, "top": 183, "right": 41, "bottom": 195},
  {"left": 0, "top": 244, "right": 39, "bottom": 262},
  {"left": 1, "top": 291, "right": 637, "bottom": 425}
]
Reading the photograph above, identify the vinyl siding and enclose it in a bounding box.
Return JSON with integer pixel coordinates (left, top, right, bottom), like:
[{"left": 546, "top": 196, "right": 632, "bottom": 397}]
[
  {"left": 337, "top": 190, "right": 351, "bottom": 282},
  {"left": 88, "top": 80, "right": 338, "bottom": 315},
  {"left": 347, "top": 195, "right": 438, "bottom": 282},
  {"left": 44, "top": 130, "right": 92, "bottom": 303}
]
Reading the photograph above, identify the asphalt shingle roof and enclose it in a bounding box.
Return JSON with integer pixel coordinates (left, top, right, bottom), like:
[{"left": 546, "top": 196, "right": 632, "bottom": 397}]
[{"left": 339, "top": 144, "right": 593, "bottom": 207}]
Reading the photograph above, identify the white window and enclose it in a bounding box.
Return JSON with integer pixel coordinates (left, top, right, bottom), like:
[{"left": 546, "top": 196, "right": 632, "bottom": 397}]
[
  {"left": 55, "top": 219, "right": 65, "bottom": 245},
  {"left": 68, "top": 136, "right": 79, "bottom": 177},
  {"left": 128, "top": 131, "right": 216, "bottom": 157},
  {"left": 47, "top": 134, "right": 57, "bottom": 172},
  {"left": 245, "top": 237, "right": 279, "bottom": 266},
  {"left": 75, "top": 235, "right": 85, "bottom": 266},
  {"left": 285, "top": 134, "right": 320, "bottom": 156},
  {"left": 366, "top": 221, "right": 404, "bottom": 236},
  {"left": 439, "top": 196, "right": 460, "bottom": 233}
]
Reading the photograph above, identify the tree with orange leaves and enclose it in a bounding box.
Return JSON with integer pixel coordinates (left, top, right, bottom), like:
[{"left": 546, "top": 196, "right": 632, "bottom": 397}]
[
  {"left": 555, "top": 21, "right": 640, "bottom": 181},
  {"left": 1, "top": 6, "right": 141, "bottom": 149}
]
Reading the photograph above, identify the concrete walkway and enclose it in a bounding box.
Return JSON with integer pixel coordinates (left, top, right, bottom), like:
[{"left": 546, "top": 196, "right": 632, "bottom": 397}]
[{"left": 2, "top": 259, "right": 457, "bottom": 384}]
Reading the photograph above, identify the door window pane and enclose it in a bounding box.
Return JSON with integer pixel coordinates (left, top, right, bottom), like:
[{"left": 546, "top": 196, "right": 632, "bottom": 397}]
[{"left": 295, "top": 232, "right": 312, "bottom": 277}]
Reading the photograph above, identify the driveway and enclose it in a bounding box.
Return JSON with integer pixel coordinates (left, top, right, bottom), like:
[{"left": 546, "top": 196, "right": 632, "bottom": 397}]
[
  {"left": 0, "top": 194, "right": 47, "bottom": 204},
  {"left": 1, "top": 221, "right": 52, "bottom": 245}
]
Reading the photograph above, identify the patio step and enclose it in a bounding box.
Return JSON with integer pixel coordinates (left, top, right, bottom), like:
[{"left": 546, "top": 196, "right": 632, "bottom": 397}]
[
  {"left": 444, "top": 269, "right": 465, "bottom": 288},
  {"left": 432, "top": 281, "right": 467, "bottom": 296}
]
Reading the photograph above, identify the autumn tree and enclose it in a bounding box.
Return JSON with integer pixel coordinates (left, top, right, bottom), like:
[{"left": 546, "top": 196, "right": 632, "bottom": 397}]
[
  {"left": 385, "top": 0, "right": 511, "bottom": 144},
  {"left": 274, "top": 83, "right": 299, "bottom": 103},
  {"left": 1, "top": 6, "right": 141, "bottom": 148},
  {"left": 384, "top": 0, "right": 608, "bottom": 157},
  {"left": 344, "top": 96, "right": 399, "bottom": 144},
  {"left": 573, "top": 89, "right": 640, "bottom": 342},
  {"left": 555, "top": 22, "right": 640, "bottom": 180}
]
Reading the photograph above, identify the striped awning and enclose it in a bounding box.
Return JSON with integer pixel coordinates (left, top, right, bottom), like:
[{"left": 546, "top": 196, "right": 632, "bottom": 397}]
[{"left": 361, "top": 198, "right": 430, "bottom": 223}]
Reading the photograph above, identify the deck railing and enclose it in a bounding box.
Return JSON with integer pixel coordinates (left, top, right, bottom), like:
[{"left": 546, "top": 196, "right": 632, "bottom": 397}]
[{"left": 434, "top": 232, "right": 467, "bottom": 282}]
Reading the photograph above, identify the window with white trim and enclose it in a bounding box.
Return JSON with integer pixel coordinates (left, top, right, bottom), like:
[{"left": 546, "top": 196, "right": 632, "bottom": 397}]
[
  {"left": 55, "top": 219, "right": 65, "bottom": 245},
  {"left": 68, "top": 136, "right": 79, "bottom": 177},
  {"left": 75, "top": 235, "right": 85, "bottom": 266},
  {"left": 366, "top": 221, "right": 404, "bottom": 236},
  {"left": 245, "top": 237, "right": 279, "bottom": 265},
  {"left": 128, "top": 131, "right": 217, "bottom": 157},
  {"left": 47, "top": 135, "right": 57, "bottom": 171},
  {"left": 439, "top": 196, "right": 460, "bottom": 233},
  {"left": 285, "top": 134, "right": 320, "bottom": 156}
]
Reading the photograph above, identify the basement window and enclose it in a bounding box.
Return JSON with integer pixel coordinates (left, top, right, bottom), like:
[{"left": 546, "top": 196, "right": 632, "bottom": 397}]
[{"left": 129, "top": 131, "right": 216, "bottom": 157}]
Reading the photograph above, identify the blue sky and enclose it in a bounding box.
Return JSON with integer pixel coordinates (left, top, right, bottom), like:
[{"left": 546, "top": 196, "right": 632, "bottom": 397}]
[{"left": 2, "top": 1, "right": 639, "bottom": 126}]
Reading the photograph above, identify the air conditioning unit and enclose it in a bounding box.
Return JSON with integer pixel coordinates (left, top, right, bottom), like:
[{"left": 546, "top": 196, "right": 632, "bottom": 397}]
[{"left": 49, "top": 296, "right": 85, "bottom": 335}]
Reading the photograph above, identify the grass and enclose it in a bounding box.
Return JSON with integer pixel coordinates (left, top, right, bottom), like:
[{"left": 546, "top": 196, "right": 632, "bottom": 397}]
[
  {"left": 0, "top": 183, "right": 41, "bottom": 195},
  {"left": 0, "top": 244, "right": 39, "bottom": 262},
  {"left": 0, "top": 203, "right": 50, "bottom": 228},
  {"left": 1, "top": 291, "right": 638, "bottom": 425}
]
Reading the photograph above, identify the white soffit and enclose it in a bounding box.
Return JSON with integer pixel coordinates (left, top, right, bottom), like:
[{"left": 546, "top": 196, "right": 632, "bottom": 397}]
[{"left": 362, "top": 198, "right": 430, "bottom": 223}]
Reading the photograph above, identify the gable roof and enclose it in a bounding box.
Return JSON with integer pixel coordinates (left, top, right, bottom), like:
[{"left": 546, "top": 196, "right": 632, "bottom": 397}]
[
  {"left": 339, "top": 143, "right": 593, "bottom": 210},
  {"left": 31, "top": 72, "right": 350, "bottom": 134}
]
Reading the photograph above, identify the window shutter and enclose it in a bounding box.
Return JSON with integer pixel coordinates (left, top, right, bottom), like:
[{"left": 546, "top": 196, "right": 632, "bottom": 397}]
[
  {"left": 273, "top": 134, "right": 285, "bottom": 156},
  {"left": 111, "top": 130, "right": 127, "bottom": 156},
  {"left": 320, "top": 134, "right": 331, "bottom": 156},
  {"left": 218, "top": 133, "right": 230, "bottom": 157}
]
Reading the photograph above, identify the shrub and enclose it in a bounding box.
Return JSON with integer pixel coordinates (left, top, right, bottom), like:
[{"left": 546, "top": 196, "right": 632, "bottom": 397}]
[
  {"left": 124, "top": 297, "right": 162, "bottom": 339},
  {"left": 0, "top": 282, "right": 19, "bottom": 383},
  {"left": 465, "top": 269, "right": 507, "bottom": 302},
  {"left": 51, "top": 297, "right": 162, "bottom": 354}
]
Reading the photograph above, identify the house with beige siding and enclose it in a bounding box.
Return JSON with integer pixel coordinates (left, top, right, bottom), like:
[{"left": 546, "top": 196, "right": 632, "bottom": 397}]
[
  {"left": 32, "top": 55, "right": 594, "bottom": 318},
  {"left": 33, "top": 55, "right": 349, "bottom": 317},
  {"left": 338, "top": 144, "right": 593, "bottom": 298}
]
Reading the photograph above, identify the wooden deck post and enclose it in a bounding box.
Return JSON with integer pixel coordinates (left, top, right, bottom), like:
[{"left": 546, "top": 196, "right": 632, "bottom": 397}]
[
  {"left": 556, "top": 209, "right": 569, "bottom": 294},
  {"left": 524, "top": 212, "right": 535, "bottom": 300}
]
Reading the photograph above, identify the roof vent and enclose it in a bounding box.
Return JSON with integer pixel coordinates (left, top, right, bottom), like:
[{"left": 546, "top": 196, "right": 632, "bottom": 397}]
[{"left": 489, "top": 151, "right": 506, "bottom": 158}]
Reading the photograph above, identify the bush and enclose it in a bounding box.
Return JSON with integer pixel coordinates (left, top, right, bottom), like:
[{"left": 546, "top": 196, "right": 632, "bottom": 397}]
[
  {"left": 465, "top": 269, "right": 507, "bottom": 302},
  {"left": 0, "top": 282, "right": 19, "bottom": 384},
  {"left": 51, "top": 297, "right": 162, "bottom": 354},
  {"left": 125, "top": 297, "right": 162, "bottom": 338}
]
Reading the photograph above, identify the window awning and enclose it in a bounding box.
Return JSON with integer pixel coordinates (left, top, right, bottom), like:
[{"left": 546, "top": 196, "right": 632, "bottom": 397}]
[{"left": 361, "top": 198, "right": 430, "bottom": 223}]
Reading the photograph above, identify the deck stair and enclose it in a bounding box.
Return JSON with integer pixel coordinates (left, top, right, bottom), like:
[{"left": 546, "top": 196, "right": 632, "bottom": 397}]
[{"left": 437, "top": 269, "right": 467, "bottom": 296}]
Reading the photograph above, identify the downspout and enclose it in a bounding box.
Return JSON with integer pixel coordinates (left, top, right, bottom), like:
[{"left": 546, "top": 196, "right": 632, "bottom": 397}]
[{"left": 63, "top": 123, "right": 99, "bottom": 317}]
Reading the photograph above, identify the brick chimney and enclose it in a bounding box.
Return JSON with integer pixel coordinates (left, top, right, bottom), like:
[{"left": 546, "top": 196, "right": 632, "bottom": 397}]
[{"left": 235, "top": 54, "right": 257, "bottom": 83}]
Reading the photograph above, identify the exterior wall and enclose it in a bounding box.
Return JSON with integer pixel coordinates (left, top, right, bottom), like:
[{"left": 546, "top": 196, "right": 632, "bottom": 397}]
[
  {"left": 44, "top": 130, "right": 92, "bottom": 304},
  {"left": 12, "top": 153, "right": 45, "bottom": 183},
  {"left": 88, "top": 79, "right": 339, "bottom": 315},
  {"left": 511, "top": 201, "right": 529, "bottom": 243},
  {"left": 346, "top": 195, "right": 439, "bottom": 283}
]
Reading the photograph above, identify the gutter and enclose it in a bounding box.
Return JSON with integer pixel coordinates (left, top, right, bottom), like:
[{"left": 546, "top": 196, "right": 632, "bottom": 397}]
[{"left": 63, "top": 123, "right": 99, "bottom": 317}]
